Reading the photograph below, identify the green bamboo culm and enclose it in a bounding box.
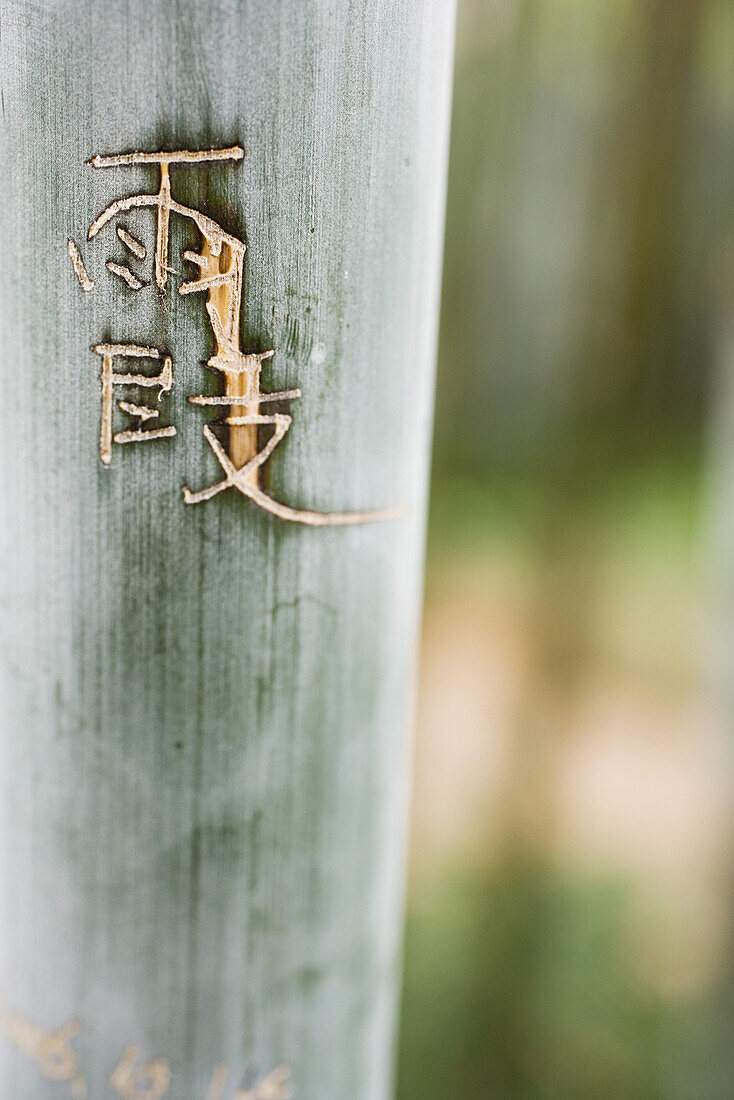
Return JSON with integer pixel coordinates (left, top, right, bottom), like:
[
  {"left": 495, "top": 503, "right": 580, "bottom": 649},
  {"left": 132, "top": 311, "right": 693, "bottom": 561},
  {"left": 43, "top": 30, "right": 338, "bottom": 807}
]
[{"left": 0, "top": 2, "right": 456, "bottom": 1097}]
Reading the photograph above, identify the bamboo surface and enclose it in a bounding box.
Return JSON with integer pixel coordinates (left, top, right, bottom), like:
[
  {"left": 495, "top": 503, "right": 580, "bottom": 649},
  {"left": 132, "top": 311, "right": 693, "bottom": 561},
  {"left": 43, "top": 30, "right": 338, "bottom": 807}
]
[{"left": 0, "top": 1, "right": 456, "bottom": 1097}]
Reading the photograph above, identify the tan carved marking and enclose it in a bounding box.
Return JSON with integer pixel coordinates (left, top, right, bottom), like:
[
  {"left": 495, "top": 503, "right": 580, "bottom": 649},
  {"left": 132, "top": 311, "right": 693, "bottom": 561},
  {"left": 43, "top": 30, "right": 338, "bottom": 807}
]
[
  {"left": 114, "top": 425, "right": 176, "bottom": 446},
  {"left": 91, "top": 147, "right": 244, "bottom": 168},
  {"left": 84, "top": 147, "right": 400, "bottom": 523},
  {"left": 109, "top": 1043, "right": 171, "bottom": 1100},
  {"left": 204, "top": 1063, "right": 230, "bottom": 1100},
  {"left": 182, "top": 249, "right": 208, "bottom": 268},
  {"left": 117, "top": 225, "right": 147, "bottom": 259},
  {"left": 178, "top": 272, "right": 239, "bottom": 295},
  {"left": 93, "top": 344, "right": 161, "bottom": 358},
  {"left": 118, "top": 401, "right": 160, "bottom": 421},
  {"left": 89, "top": 147, "right": 244, "bottom": 292},
  {"left": 235, "top": 1064, "right": 293, "bottom": 1100},
  {"left": 107, "top": 261, "right": 146, "bottom": 290},
  {"left": 184, "top": 228, "right": 259, "bottom": 474},
  {"left": 0, "top": 1005, "right": 87, "bottom": 1098},
  {"left": 67, "top": 238, "right": 94, "bottom": 291},
  {"left": 154, "top": 164, "right": 171, "bottom": 290},
  {"left": 91, "top": 345, "right": 173, "bottom": 465},
  {"left": 188, "top": 390, "right": 301, "bottom": 407},
  {"left": 184, "top": 423, "right": 402, "bottom": 525}
]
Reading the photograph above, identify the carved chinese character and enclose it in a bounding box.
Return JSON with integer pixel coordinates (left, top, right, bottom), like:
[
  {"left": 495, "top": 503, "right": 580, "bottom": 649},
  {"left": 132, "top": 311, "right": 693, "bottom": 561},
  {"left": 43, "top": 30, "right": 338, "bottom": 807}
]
[
  {"left": 68, "top": 146, "right": 400, "bottom": 525},
  {"left": 91, "top": 344, "right": 175, "bottom": 466}
]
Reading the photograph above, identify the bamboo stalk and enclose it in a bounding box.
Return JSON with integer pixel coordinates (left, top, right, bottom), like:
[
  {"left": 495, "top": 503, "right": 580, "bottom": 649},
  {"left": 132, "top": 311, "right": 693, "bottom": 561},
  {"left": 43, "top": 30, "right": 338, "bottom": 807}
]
[{"left": 0, "top": 2, "right": 456, "bottom": 1097}]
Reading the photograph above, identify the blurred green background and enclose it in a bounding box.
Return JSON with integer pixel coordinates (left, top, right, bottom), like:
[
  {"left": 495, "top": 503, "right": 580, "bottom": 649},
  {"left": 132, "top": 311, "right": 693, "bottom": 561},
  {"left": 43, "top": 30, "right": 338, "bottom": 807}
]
[{"left": 397, "top": 1, "right": 734, "bottom": 1097}]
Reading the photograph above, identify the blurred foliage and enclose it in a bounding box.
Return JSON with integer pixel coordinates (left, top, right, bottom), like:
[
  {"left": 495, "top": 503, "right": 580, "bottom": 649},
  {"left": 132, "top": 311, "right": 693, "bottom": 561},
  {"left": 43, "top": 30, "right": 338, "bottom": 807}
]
[
  {"left": 398, "top": 0, "right": 734, "bottom": 1096},
  {"left": 433, "top": 0, "right": 734, "bottom": 490},
  {"left": 397, "top": 863, "right": 719, "bottom": 1100},
  {"left": 398, "top": 469, "right": 711, "bottom": 1098}
]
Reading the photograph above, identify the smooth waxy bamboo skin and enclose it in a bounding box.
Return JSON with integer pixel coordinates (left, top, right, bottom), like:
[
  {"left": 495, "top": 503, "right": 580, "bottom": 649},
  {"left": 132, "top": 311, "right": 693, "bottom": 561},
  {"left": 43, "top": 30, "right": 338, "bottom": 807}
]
[{"left": 0, "top": 1, "right": 455, "bottom": 1097}]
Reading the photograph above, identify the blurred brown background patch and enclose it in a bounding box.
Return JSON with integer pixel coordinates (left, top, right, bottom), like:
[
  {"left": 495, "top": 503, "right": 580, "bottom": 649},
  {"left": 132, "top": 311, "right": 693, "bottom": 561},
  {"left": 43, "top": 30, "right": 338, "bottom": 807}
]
[{"left": 397, "top": 1, "right": 734, "bottom": 1096}]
